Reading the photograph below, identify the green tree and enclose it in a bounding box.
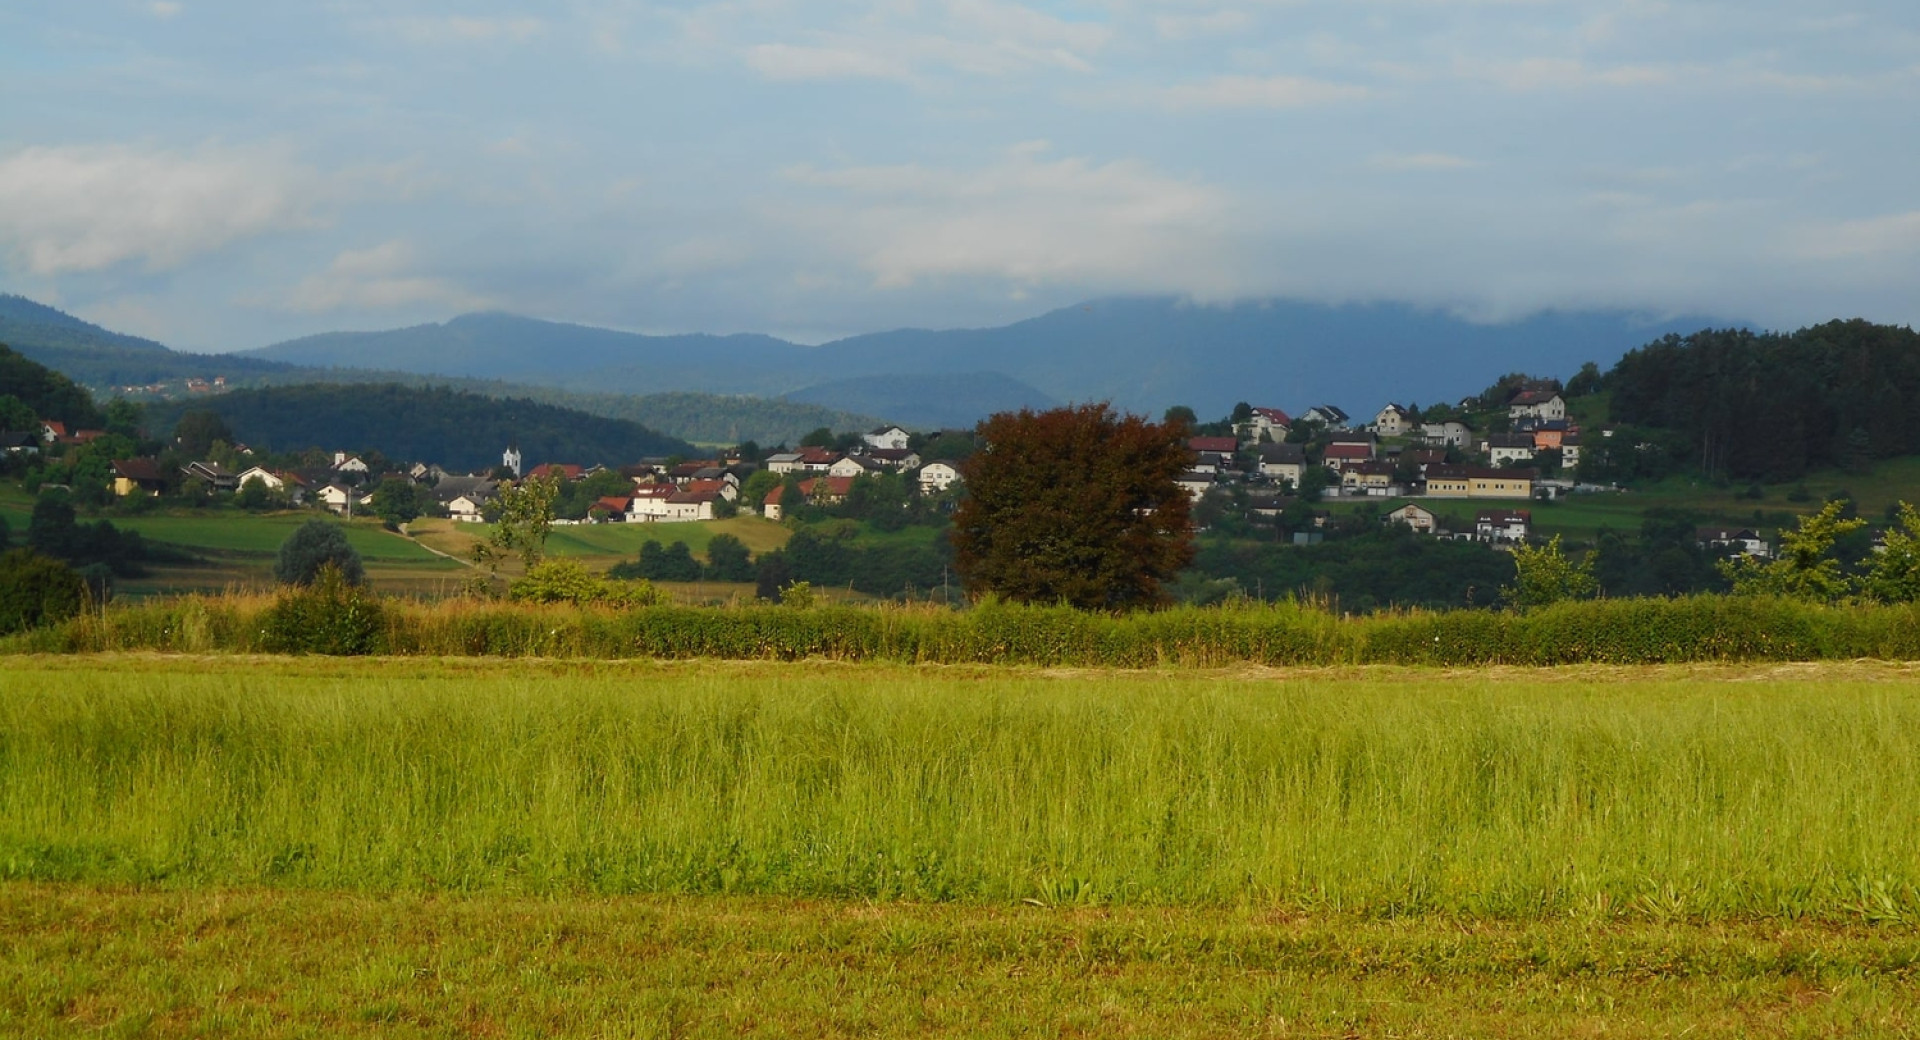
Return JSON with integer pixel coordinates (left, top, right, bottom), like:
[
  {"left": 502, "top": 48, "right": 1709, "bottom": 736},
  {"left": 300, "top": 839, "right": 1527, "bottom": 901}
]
[
  {"left": 1720, "top": 500, "right": 1864, "bottom": 602},
  {"left": 485, "top": 474, "right": 561, "bottom": 569},
  {"left": 704, "top": 533, "right": 754, "bottom": 582},
  {"left": 0, "top": 549, "right": 88, "bottom": 635},
  {"left": 236, "top": 475, "right": 272, "bottom": 511},
  {"left": 1863, "top": 502, "right": 1920, "bottom": 603},
  {"left": 0, "top": 394, "right": 36, "bottom": 431},
  {"left": 952, "top": 402, "right": 1195, "bottom": 610},
  {"left": 173, "top": 409, "right": 233, "bottom": 457},
  {"left": 370, "top": 476, "right": 424, "bottom": 527},
  {"left": 800, "top": 426, "right": 835, "bottom": 448},
  {"left": 1503, "top": 535, "right": 1599, "bottom": 608},
  {"left": 274, "top": 520, "right": 366, "bottom": 586},
  {"left": 740, "top": 469, "right": 781, "bottom": 512},
  {"left": 1566, "top": 361, "right": 1603, "bottom": 398},
  {"left": 1162, "top": 405, "right": 1197, "bottom": 427}
]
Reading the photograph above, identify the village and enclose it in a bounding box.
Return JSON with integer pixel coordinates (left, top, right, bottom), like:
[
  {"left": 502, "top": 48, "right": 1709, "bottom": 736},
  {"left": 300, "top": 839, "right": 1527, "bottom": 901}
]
[{"left": 5, "top": 378, "right": 1775, "bottom": 561}]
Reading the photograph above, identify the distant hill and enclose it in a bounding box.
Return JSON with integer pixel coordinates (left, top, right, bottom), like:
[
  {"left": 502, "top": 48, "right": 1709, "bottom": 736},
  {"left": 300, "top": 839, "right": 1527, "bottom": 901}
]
[
  {"left": 0, "top": 343, "right": 103, "bottom": 429},
  {"left": 145, "top": 384, "right": 697, "bottom": 472},
  {"left": 243, "top": 298, "right": 1730, "bottom": 420},
  {"left": 0, "top": 295, "right": 885, "bottom": 443},
  {"left": 783, "top": 372, "right": 1057, "bottom": 430},
  {"left": 0, "top": 293, "right": 299, "bottom": 388}
]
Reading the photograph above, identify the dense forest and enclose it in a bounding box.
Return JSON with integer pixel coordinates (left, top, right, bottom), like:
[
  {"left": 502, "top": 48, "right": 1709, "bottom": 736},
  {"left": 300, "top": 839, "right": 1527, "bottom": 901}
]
[
  {"left": 0, "top": 344, "right": 103, "bottom": 428},
  {"left": 1605, "top": 319, "right": 1920, "bottom": 481},
  {"left": 146, "top": 384, "right": 696, "bottom": 470}
]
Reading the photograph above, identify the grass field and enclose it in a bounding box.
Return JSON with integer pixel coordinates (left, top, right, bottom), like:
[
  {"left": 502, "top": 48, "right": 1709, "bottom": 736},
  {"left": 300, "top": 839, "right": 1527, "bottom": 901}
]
[
  {"left": 6, "top": 656, "right": 1920, "bottom": 1035},
  {"left": 7, "top": 886, "right": 1917, "bottom": 1038},
  {"left": 7, "top": 656, "right": 1920, "bottom": 916}
]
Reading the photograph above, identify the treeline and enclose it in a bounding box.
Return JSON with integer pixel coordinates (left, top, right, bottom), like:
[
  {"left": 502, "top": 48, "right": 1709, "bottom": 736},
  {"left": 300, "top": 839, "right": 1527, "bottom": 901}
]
[
  {"left": 14, "top": 592, "right": 1920, "bottom": 666},
  {"left": 1192, "top": 527, "right": 1518, "bottom": 611},
  {"left": 1605, "top": 319, "right": 1920, "bottom": 481},
  {"left": 145, "top": 384, "right": 697, "bottom": 471}
]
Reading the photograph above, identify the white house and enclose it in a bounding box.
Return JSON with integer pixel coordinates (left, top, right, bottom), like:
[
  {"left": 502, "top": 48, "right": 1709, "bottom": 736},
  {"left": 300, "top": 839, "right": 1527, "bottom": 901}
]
[
  {"left": 918, "top": 461, "right": 961, "bottom": 494},
  {"left": 1256, "top": 443, "right": 1307, "bottom": 487},
  {"left": 1175, "top": 470, "right": 1215, "bottom": 503},
  {"left": 863, "top": 425, "right": 911, "bottom": 451},
  {"left": 315, "top": 483, "right": 356, "bottom": 514},
  {"left": 764, "top": 452, "right": 806, "bottom": 474},
  {"left": 829, "top": 455, "right": 888, "bottom": 479},
  {"left": 1487, "top": 433, "right": 1537, "bottom": 468},
  {"left": 1384, "top": 502, "right": 1438, "bottom": 534},
  {"left": 1372, "top": 404, "right": 1413, "bottom": 438},
  {"left": 1698, "top": 527, "right": 1771, "bottom": 559},
  {"left": 1302, "top": 405, "right": 1350, "bottom": 429},
  {"left": 1475, "top": 509, "right": 1532, "bottom": 544},
  {"left": 332, "top": 453, "right": 370, "bottom": 475},
  {"left": 1237, "top": 407, "right": 1293, "bottom": 444},
  {"left": 1420, "top": 421, "right": 1473, "bottom": 448},
  {"left": 1508, "top": 391, "right": 1567, "bottom": 423}
]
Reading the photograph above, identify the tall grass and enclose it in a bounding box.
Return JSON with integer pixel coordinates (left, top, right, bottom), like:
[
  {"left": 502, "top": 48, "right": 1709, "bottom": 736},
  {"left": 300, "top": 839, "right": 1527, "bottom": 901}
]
[
  {"left": 10, "top": 592, "right": 1920, "bottom": 664},
  {"left": 5, "top": 657, "right": 1920, "bottom": 921}
]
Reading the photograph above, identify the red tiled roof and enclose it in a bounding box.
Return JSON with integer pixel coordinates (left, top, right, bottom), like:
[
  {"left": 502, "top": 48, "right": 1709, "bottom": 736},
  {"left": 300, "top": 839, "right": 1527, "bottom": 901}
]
[{"left": 1189, "top": 436, "right": 1238, "bottom": 454}]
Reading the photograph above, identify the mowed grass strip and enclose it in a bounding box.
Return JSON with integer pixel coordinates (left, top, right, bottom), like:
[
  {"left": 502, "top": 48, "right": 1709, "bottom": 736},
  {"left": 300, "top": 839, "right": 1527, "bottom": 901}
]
[
  {"left": 6, "top": 657, "right": 1920, "bottom": 920},
  {"left": 5, "top": 884, "right": 1917, "bottom": 1039}
]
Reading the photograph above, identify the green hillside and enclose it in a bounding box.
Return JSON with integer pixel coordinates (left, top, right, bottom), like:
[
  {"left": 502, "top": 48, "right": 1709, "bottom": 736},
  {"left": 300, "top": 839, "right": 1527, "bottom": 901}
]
[{"left": 145, "top": 384, "right": 697, "bottom": 470}]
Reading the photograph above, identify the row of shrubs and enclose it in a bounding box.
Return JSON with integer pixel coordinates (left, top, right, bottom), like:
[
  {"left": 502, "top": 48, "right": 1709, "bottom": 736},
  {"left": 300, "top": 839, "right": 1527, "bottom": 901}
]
[{"left": 9, "top": 584, "right": 1920, "bottom": 664}]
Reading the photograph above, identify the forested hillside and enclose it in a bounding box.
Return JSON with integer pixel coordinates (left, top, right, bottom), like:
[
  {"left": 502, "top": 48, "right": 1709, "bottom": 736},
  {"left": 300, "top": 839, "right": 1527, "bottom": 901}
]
[
  {"left": 146, "top": 384, "right": 696, "bottom": 470},
  {"left": 1606, "top": 319, "right": 1920, "bottom": 481},
  {"left": 0, "top": 344, "right": 103, "bottom": 428}
]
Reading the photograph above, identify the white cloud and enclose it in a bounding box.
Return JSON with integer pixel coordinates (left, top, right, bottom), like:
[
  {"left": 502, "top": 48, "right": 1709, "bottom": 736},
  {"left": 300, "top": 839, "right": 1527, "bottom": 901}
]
[
  {"left": 380, "top": 15, "right": 546, "bottom": 45},
  {"left": 1153, "top": 10, "right": 1254, "bottom": 40},
  {"left": 284, "top": 241, "right": 490, "bottom": 313},
  {"left": 745, "top": 43, "right": 911, "bottom": 82},
  {"left": 1150, "top": 74, "right": 1371, "bottom": 109},
  {"left": 147, "top": 1, "right": 182, "bottom": 19},
  {"left": 0, "top": 144, "right": 318, "bottom": 275},
  {"left": 1802, "top": 211, "right": 1920, "bottom": 259},
  {"left": 739, "top": 0, "right": 1113, "bottom": 83},
  {"left": 779, "top": 145, "right": 1242, "bottom": 294},
  {"left": 1461, "top": 57, "right": 1676, "bottom": 91},
  {"left": 1369, "top": 152, "right": 1480, "bottom": 171}
]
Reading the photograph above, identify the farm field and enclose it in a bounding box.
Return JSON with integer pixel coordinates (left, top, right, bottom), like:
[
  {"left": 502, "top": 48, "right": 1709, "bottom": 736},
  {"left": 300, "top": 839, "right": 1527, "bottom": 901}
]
[{"left": 5, "top": 655, "right": 1920, "bottom": 1035}]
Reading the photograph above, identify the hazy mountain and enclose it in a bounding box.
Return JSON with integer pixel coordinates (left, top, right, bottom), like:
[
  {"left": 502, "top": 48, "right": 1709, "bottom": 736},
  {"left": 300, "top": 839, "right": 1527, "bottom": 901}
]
[
  {"left": 0, "top": 295, "right": 883, "bottom": 443},
  {"left": 145, "top": 384, "right": 696, "bottom": 472},
  {"left": 784, "top": 372, "right": 1057, "bottom": 430},
  {"left": 243, "top": 298, "right": 1731, "bottom": 420}
]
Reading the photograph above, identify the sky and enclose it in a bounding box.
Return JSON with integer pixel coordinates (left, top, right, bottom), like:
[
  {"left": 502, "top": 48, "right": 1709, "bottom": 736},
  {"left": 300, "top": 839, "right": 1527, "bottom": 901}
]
[{"left": 0, "top": 1, "right": 1916, "bottom": 352}]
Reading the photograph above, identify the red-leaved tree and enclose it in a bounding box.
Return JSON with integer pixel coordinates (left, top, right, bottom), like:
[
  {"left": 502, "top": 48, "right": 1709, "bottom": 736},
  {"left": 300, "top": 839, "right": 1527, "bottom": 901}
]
[{"left": 951, "top": 403, "right": 1195, "bottom": 610}]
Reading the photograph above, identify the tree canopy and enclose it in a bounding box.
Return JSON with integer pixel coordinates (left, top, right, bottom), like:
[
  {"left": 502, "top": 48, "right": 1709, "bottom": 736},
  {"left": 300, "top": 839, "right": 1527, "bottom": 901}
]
[
  {"left": 951, "top": 403, "right": 1194, "bottom": 610},
  {"left": 274, "top": 520, "right": 366, "bottom": 586}
]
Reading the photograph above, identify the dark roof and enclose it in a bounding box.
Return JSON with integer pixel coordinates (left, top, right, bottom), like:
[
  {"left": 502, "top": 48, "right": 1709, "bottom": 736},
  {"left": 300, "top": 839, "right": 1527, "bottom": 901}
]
[
  {"left": 112, "top": 458, "right": 164, "bottom": 482},
  {"left": 1189, "top": 436, "right": 1238, "bottom": 454},
  {"left": 1256, "top": 443, "right": 1305, "bottom": 463},
  {"left": 1510, "top": 390, "right": 1563, "bottom": 406},
  {"left": 1490, "top": 433, "right": 1536, "bottom": 448}
]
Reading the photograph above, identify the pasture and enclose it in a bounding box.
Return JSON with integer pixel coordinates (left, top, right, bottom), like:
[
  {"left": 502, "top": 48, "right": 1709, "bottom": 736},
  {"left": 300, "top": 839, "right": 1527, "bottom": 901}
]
[{"left": 6, "top": 655, "right": 1920, "bottom": 1035}]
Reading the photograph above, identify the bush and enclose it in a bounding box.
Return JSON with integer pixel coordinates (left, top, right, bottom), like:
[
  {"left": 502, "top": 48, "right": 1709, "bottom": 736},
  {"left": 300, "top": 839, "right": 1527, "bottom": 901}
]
[
  {"left": 258, "top": 565, "right": 385, "bottom": 655},
  {"left": 0, "top": 549, "right": 88, "bottom": 636},
  {"left": 509, "top": 559, "right": 666, "bottom": 607},
  {"left": 274, "top": 519, "right": 365, "bottom": 586}
]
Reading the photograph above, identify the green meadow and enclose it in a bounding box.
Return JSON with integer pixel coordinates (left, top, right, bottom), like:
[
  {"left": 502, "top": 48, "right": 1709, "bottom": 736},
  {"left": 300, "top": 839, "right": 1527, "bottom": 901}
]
[
  {"left": 7, "top": 656, "right": 1920, "bottom": 918},
  {"left": 6, "top": 655, "right": 1920, "bottom": 1035}
]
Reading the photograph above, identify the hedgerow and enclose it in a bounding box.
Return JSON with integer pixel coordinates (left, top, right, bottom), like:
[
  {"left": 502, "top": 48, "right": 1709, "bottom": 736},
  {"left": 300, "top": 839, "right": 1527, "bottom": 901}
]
[{"left": 9, "top": 592, "right": 1920, "bottom": 664}]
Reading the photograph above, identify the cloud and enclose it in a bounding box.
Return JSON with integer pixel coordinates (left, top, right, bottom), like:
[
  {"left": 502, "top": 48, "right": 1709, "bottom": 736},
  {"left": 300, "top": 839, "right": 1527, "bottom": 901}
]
[
  {"left": 1461, "top": 57, "right": 1676, "bottom": 91},
  {"left": 1369, "top": 152, "right": 1480, "bottom": 171},
  {"left": 739, "top": 0, "right": 1113, "bottom": 83},
  {"left": 779, "top": 145, "right": 1242, "bottom": 293},
  {"left": 1153, "top": 10, "right": 1254, "bottom": 41},
  {"left": 745, "top": 43, "right": 911, "bottom": 82},
  {"left": 1801, "top": 211, "right": 1920, "bottom": 259},
  {"left": 147, "top": 1, "right": 182, "bottom": 19},
  {"left": 284, "top": 241, "right": 490, "bottom": 313},
  {"left": 1149, "top": 74, "right": 1371, "bottom": 109},
  {"left": 0, "top": 144, "right": 318, "bottom": 276},
  {"left": 379, "top": 15, "right": 546, "bottom": 45}
]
